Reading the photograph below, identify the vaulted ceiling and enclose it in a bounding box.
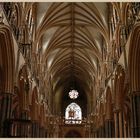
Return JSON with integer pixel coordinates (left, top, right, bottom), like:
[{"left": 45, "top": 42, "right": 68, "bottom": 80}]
[{"left": 34, "top": 2, "right": 110, "bottom": 113}]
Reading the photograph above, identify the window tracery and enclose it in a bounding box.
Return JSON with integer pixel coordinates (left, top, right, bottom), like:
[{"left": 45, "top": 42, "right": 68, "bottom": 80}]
[
  {"left": 65, "top": 102, "right": 82, "bottom": 124},
  {"left": 69, "top": 89, "right": 79, "bottom": 99}
]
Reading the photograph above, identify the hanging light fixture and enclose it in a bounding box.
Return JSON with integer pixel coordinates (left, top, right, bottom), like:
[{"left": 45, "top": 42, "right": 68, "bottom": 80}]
[{"left": 68, "top": 89, "right": 79, "bottom": 99}]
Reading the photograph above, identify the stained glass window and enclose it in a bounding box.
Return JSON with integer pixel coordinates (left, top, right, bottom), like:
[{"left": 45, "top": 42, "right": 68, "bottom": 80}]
[
  {"left": 65, "top": 102, "right": 82, "bottom": 124},
  {"left": 69, "top": 89, "right": 79, "bottom": 99}
]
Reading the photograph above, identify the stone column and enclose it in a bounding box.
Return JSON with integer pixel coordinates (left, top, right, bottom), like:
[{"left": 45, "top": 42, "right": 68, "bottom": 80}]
[
  {"left": 42, "top": 127, "right": 46, "bottom": 137},
  {"left": 131, "top": 92, "right": 140, "bottom": 137},
  {"left": 124, "top": 117, "right": 131, "bottom": 138},
  {"left": 32, "top": 122, "right": 39, "bottom": 137},
  {"left": 20, "top": 111, "right": 28, "bottom": 120},
  {"left": 103, "top": 125, "right": 105, "bottom": 137},
  {"left": 114, "top": 111, "right": 119, "bottom": 137},
  {"left": 45, "top": 128, "right": 47, "bottom": 137},
  {"left": 100, "top": 125, "right": 105, "bottom": 137},
  {"left": 16, "top": 123, "right": 20, "bottom": 137},
  {"left": 0, "top": 92, "right": 13, "bottom": 137},
  {"left": 40, "top": 127, "right": 43, "bottom": 137},
  {"left": 36, "top": 122, "right": 39, "bottom": 137},
  {"left": 128, "top": 117, "right": 131, "bottom": 137},
  {"left": 94, "top": 130, "right": 97, "bottom": 138},
  {"left": 92, "top": 128, "right": 97, "bottom": 138},
  {"left": 105, "top": 119, "right": 115, "bottom": 137},
  {"left": 119, "top": 111, "right": 124, "bottom": 137},
  {"left": 37, "top": 123, "right": 40, "bottom": 137},
  {"left": 31, "top": 121, "right": 36, "bottom": 137},
  {"left": 38, "top": 126, "right": 41, "bottom": 137},
  {"left": 96, "top": 129, "right": 99, "bottom": 138},
  {"left": 39, "top": 126, "right": 45, "bottom": 137},
  {"left": 98, "top": 126, "right": 104, "bottom": 138},
  {"left": 98, "top": 127, "right": 101, "bottom": 137}
]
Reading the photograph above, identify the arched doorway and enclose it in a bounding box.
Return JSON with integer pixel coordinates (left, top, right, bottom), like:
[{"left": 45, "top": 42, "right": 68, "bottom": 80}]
[{"left": 65, "top": 130, "right": 82, "bottom": 138}]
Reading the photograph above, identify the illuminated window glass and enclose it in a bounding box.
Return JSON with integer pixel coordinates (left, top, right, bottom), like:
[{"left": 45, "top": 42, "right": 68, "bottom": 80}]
[
  {"left": 69, "top": 90, "right": 79, "bottom": 99},
  {"left": 65, "top": 102, "right": 82, "bottom": 124}
]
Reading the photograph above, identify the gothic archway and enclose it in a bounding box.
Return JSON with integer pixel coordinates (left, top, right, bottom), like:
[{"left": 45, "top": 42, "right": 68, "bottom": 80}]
[
  {"left": 128, "top": 23, "right": 140, "bottom": 137},
  {"left": 129, "top": 24, "right": 140, "bottom": 92},
  {"left": 0, "top": 24, "right": 15, "bottom": 93},
  {"left": 0, "top": 24, "right": 15, "bottom": 137}
]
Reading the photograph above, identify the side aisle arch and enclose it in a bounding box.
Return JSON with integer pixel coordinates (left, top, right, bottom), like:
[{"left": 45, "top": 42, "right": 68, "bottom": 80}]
[
  {"left": 0, "top": 24, "right": 15, "bottom": 93},
  {"left": 0, "top": 24, "right": 15, "bottom": 136},
  {"left": 128, "top": 23, "right": 140, "bottom": 137}
]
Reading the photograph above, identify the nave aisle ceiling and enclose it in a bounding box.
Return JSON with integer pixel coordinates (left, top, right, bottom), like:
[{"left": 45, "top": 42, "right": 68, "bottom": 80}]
[{"left": 34, "top": 2, "right": 109, "bottom": 105}]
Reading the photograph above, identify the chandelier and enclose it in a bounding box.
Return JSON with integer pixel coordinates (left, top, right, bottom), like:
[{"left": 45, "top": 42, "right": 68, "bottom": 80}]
[{"left": 69, "top": 89, "right": 79, "bottom": 99}]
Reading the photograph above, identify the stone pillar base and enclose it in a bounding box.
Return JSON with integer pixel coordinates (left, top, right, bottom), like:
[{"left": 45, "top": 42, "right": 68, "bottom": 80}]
[
  {"left": 131, "top": 93, "right": 140, "bottom": 137},
  {"left": 0, "top": 92, "right": 13, "bottom": 137},
  {"left": 105, "top": 120, "right": 115, "bottom": 138}
]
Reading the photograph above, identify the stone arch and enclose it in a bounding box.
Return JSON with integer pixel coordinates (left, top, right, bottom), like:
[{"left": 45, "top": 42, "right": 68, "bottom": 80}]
[
  {"left": 129, "top": 23, "right": 140, "bottom": 92},
  {"left": 0, "top": 24, "right": 15, "bottom": 93},
  {"left": 13, "top": 3, "right": 22, "bottom": 27},
  {"left": 128, "top": 23, "right": 140, "bottom": 137},
  {"left": 10, "top": 3, "right": 21, "bottom": 39},
  {"left": 111, "top": 3, "right": 121, "bottom": 20},
  {"left": 122, "top": 3, "right": 132, "bottom": 26},
  {"left": 115, "top": 23, "right": 123, "bottom": 53}
]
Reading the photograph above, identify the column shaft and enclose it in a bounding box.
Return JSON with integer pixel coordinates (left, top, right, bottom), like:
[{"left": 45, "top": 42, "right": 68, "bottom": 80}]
[
  {"left": 131, "top": 94, "right": 140, "bottom": 137},
  {"left": 105, "top": 120, "right": 115, "bottom": 137},
  {"left": 0, "top": 93, "right": 13, "bottom": 137},
  {"left": 114, "top": 112, "right": 119, "bottom": 137}
]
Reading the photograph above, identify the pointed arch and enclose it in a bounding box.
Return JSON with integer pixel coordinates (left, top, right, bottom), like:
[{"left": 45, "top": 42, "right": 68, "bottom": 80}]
[
  {"left": 0, "top": 24, "right": 15, "bottom": 93},
  {"left": 14, "top": 3, "right": 22, "bottom": 26},
  {"left": 129, "top": 23, "right": 140, "bottom": 92}
]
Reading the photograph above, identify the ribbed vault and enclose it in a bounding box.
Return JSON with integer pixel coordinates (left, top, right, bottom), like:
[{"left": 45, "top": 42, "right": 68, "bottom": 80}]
[{"left": 35, "top": 2, "right": 109, "bottom": 114}]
